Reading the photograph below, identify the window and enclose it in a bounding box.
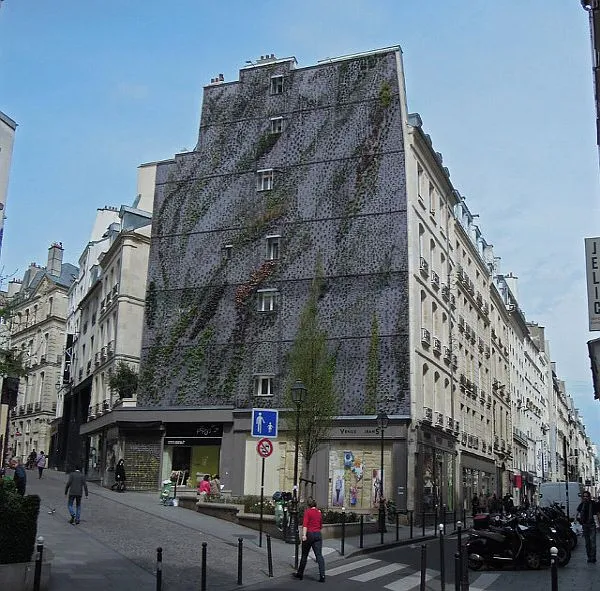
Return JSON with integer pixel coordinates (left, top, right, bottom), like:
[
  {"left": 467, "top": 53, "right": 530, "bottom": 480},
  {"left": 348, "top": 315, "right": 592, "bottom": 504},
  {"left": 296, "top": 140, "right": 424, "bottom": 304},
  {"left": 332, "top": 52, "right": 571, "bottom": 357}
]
[
  {"left": 417, "top": 163, "right": 424, "bottom": 200},
  {"left": 257, "top": 169, "right": 274, "bottom": 191},
  {"left": 223, "top": 244, "right": 233, "bottom": 260},
  {"left": 428, "top": 182, "right": 435, "bottom": 215},
  {"left": 266, "top": 236, "right": 280, "bottom": 260},
  {"left": 255, "top": 375, "right": 274, "bottom": 397},
  {"left": 257, "top": 289, "right": 278, "bottom": 312},
  {"left": 270, "top": 117, "right": 283, "bottom": 134},
  {"left": 270, "top": 75, "right": 284, "bottom": 95}
]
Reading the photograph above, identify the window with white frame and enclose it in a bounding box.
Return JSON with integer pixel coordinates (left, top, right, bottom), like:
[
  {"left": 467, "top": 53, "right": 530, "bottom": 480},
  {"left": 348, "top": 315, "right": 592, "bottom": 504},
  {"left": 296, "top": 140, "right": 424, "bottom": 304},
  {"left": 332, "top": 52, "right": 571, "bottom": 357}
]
[
  {"left": 270, "top": 75, "right": 284, "bottom": 95},
  {"left": 254, "top": 375, "right": 274, "bottom": 397},
  {"left": 270, "top": 117, "right": 283, "bottom": 134},
  {"left": 223, "top": 244, "right": 233, "bottom": 260},
  {"left": 257, "top": 169, "right": 274, "bottom": 191},
  {"left": 266, "top": 235, "right": 280, "bottom": 260},
  {"left": 257, "top": 289, "right": 278, "bottom": 312}
]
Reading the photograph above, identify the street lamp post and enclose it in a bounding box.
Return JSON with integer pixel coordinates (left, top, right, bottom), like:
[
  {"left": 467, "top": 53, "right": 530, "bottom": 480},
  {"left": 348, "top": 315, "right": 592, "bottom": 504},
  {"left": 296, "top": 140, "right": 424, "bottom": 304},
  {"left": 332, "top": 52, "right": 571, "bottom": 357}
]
[
  {"left": 286, "top": 380, "right": 307, "bottom": 568},
  {"left": 377, "top": 411, "right": 389, "bottom": 543}
]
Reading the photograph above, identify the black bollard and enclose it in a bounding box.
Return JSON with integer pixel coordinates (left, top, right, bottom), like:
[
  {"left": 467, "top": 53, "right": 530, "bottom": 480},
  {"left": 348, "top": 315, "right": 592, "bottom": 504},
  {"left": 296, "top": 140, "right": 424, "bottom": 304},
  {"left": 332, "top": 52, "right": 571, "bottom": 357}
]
[
  {"left": 201, "top": 542, "right": 207, "bottom": 591},
  {"left": 439, "top": 524, "right": 445, "bottom": 591},
  {"left": 461, "top": 549, "right": 470, "bottom": 591},
  {"left": 396, "top": 511, "right": 399, "bottom": 541},
  {"left": 156, "top": 547, "right": 163, "bottom": 591},
  {"left": 420, "top": 544, "right": 427, "bottom": 591},
  {"left": 550, "top": 548, "right": 558, "bottom": 591},
  {"left": 410, "top": 510, "right": 414, "bottom": 539},
  {"left": 422, "top": 510, "right": 426, "bottom": 537},
  {"left": 266, "top": 534, "right": 274, "bottom": 578},
  {"left": 359, "top": 514, "right": 364, "bottom": 548},
  {"left": 237, "top": 537, "right": 243, "bottom": 585},
  {"left": 33, "top": 536, "right": 44, "bottom": 591},
  {"left": 454, "top": 552, "right": 460, "bottom": 591},
  {"left": 457, "top": 522, "right": 463, "bottom": 568},
  {"left": 341, "top": 509, "right": 346, "bottom": 556}
]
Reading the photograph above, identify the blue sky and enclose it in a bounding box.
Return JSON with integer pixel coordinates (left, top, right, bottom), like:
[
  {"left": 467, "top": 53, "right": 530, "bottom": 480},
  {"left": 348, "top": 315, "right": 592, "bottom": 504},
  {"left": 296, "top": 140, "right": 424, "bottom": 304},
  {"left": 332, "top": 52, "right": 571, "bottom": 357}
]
[{"left": 1, "top": 1, "right": 599, "bottom": 439}]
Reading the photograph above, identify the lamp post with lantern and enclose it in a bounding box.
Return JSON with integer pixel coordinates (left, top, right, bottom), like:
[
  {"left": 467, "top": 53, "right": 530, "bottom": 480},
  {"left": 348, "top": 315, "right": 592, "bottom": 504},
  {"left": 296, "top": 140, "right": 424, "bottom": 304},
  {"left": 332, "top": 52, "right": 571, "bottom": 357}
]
[
  {"left": 377, "top": 410, "right": 389, "bottom": 543},
  {"left": 286, "top": 380, "right": 307, "bottom": 569}
]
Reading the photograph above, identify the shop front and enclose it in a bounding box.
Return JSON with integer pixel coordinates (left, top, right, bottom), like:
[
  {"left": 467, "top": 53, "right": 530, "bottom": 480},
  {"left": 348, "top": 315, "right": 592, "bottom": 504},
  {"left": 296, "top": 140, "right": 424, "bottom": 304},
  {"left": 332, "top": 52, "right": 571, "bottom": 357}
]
[
  {"left": 162, "top": 422, "right": 223, "bottom": 487},
  {"left": 415, "top": 426, "right": 457, "bottom": 517},
  {"left": 304, "top": 419, "right": 409, "bottom": 514},
  {"left": 461, "top": 452, "right": 497, "bottom": 514}
]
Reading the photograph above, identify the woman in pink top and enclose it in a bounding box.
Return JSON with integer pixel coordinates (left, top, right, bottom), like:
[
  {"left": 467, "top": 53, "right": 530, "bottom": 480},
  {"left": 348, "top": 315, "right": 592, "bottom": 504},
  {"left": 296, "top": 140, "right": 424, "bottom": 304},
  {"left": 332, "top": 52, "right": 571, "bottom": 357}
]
[{"left": 198, "top": 474, "right": 211, "bottom": 495}]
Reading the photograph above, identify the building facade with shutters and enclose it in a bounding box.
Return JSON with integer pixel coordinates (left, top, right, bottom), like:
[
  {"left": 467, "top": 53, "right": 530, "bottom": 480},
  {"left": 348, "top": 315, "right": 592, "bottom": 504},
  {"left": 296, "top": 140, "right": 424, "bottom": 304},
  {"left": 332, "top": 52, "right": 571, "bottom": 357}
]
[{"left": 7, "top": 243, "right": 78, "bottom": 461}]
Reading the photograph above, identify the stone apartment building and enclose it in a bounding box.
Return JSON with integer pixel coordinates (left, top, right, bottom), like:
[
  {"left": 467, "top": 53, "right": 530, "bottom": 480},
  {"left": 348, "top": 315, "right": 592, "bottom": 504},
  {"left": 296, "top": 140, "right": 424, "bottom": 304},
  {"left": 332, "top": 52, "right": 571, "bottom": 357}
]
[
  {"left": 7, "top": 243, "right": 78, "bottom": 461},
  {"left": 56, "top": 163, "right": 156, "bottom": 480},
  {"left": 123, "top": 46, "right": 544, "bottom": 508},
  {"left": 0, "top": 110, "right": 16, "bottom": 257}
]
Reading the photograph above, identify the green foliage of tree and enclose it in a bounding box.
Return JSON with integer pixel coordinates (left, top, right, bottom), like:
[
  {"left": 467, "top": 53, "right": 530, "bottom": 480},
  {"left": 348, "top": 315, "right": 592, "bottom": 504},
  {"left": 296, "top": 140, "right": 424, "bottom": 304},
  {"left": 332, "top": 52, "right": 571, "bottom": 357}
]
[
  {"left": 0, "top": 349, "right": 28, "bottom": 379},
  {"left": 364, "top": 312, "right": 380, "bottom": 414},
  {"left": 285, "top": 257, "right": 338, "bottom": 481},
  {"left": 108, "top": 361, "right": 139, "bottom": 399}
]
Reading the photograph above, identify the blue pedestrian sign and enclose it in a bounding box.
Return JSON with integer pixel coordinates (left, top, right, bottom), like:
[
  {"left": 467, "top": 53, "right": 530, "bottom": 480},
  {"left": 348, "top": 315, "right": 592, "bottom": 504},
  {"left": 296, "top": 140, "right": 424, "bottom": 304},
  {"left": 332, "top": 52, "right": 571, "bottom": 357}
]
[{"left": 251, "top": 408, "right": 278, "bottom": 438}]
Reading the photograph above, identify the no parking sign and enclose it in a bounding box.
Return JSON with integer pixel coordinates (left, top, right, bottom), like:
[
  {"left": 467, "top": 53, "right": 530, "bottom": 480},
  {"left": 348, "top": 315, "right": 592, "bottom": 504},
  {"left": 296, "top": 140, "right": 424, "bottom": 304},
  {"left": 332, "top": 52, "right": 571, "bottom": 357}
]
[{"left": 256, "top": 438, "right": 274, "bottom": 458}]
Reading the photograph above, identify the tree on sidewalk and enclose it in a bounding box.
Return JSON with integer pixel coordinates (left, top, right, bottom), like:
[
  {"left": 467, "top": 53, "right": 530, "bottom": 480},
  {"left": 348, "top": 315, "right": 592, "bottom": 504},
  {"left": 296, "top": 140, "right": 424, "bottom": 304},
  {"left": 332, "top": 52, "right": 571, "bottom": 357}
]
[{"left": 285, "top": 257, "right": 339, "bottom": 497}]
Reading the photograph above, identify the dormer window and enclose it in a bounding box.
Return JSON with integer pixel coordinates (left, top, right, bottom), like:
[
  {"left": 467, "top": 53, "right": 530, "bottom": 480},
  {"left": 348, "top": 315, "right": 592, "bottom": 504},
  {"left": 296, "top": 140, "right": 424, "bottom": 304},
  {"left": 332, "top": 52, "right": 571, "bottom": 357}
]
[{"left": 270, "top": 75, "right": 284, "bottom": 95}]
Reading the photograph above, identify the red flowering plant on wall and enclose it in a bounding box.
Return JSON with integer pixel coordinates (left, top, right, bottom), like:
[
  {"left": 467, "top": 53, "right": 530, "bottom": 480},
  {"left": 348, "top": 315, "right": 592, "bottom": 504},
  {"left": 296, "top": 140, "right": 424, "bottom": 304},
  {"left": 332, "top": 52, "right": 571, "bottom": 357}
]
[{"left": 235, "top": 260, "right": 277, "bottom": 308}]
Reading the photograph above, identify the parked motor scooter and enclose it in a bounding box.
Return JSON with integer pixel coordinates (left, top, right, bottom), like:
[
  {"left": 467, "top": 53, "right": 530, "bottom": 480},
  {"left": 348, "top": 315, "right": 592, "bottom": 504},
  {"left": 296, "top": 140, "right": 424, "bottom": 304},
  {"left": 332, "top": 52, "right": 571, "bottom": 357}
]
[{"left": 467, "top": 517, "right": 570, "bottom": 570}]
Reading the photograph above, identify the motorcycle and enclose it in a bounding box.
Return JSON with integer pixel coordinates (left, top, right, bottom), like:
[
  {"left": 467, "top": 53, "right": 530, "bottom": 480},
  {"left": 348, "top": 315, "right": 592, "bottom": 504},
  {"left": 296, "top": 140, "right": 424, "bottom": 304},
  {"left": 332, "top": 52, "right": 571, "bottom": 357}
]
[{"left": 467, "top": 517, "right": 570, "bottom": 570}]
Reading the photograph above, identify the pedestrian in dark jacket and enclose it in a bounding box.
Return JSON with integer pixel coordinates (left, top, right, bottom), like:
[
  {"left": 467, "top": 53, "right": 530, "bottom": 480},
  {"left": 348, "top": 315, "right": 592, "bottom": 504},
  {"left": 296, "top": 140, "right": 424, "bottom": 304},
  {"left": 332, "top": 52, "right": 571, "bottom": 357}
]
[
  {"left": 577, "top": 491, "right": 600, "bottom": 562},
  {"left": 13, "top": 459, "right": 26, "bottom": 495},
  {"left": 113, "top": 459, "right": 126, "bottom": 492},
  {"left": 65, "top": 468, "right": 89, "bottom": 524}
]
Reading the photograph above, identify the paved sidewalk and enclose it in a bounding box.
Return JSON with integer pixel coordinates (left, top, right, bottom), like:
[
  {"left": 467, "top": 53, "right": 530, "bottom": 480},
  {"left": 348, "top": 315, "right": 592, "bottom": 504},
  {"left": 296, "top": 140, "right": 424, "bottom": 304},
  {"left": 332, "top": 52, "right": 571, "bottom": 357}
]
[{"left": 15, "top": 469, "right": 440, "bottom": 590}]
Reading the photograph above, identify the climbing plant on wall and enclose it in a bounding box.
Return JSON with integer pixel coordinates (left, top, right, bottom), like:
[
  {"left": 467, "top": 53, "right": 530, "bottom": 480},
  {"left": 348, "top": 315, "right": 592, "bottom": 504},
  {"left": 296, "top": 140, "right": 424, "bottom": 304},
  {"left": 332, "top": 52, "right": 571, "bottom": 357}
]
[
  {"left": 285, "top": 256, "right": 339, "bottom": 482},
  {"left": 364, "top": 312, "right": 380, "bottom": 414}
]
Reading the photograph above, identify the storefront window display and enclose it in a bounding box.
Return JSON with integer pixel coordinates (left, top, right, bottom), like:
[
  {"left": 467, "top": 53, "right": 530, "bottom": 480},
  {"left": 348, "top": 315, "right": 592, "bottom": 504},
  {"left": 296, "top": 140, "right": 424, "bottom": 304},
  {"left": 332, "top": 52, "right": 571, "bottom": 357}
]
[
  {"left": 462, "top": 467, "right": 496, "bottom": 513},
  {"left": 329, "top": 445, "right": 388, "bottom": 510},
  {"left": 418, "top": 444, "right": 455, "bottom": 514}
]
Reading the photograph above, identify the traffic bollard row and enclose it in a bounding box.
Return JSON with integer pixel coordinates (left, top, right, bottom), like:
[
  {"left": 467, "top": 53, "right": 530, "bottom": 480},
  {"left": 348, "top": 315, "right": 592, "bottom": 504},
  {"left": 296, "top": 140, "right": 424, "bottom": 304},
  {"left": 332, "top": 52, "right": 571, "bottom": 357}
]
[
  {"left": 420, "top": 544, "right": 427, "bottom": 591},
  {"left": 237, "top": 537, "right": 243, "bottom": 586}
]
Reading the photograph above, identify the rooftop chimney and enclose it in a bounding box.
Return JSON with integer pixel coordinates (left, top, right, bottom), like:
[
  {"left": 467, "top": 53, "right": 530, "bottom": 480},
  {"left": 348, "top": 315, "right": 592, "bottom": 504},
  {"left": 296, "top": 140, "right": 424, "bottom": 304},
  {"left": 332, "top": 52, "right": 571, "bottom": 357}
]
[{"left": 47, "top": 242, "right": 63, "bottom": 277}]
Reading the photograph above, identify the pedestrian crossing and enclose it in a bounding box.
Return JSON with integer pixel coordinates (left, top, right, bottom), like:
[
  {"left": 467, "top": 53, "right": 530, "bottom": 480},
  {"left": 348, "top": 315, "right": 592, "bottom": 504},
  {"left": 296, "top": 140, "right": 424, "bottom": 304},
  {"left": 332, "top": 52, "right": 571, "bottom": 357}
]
[{"left": 327, "top": 558, "right": 501, "bottom": 591}]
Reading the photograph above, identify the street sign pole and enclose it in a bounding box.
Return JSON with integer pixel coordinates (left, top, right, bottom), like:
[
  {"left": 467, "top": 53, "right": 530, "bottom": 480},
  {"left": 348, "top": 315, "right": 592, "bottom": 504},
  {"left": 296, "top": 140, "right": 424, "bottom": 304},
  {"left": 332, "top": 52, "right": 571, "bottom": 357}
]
[{"left": 259, "top": 457, "right": 265, "bottom": 548}]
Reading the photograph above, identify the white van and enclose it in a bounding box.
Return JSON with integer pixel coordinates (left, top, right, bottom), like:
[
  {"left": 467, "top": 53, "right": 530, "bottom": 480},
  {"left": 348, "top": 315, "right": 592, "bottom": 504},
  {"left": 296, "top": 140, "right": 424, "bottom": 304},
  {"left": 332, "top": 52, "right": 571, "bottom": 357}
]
[{"left": 538, "top": 481, "right": 582, "bottom": 519}]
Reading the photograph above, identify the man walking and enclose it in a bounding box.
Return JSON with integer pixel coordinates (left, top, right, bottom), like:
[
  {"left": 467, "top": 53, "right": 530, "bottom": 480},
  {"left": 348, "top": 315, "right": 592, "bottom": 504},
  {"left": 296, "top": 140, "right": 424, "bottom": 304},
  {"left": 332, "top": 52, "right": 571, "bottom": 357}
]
[
  {"left": 577, "top": 491, "right": 600, "bottom": 563},
  {"left": 65, "top": 467, "right": 88, "bottom": 525},
  {"left": 13, "top": 458, "right": 26, "bottom": 495}
]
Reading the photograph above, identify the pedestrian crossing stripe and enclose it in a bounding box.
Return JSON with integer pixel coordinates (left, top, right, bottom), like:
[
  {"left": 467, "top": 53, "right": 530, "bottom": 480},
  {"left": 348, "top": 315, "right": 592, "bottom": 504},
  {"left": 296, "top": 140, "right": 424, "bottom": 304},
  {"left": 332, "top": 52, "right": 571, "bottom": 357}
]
[
  {"left": 349, "top": 563, "right": 408, "bottom": 581},
  {"left": 327, "top": 558, "right": 381, "bottom": 576},
  {"left": 329, "top": 559, "right": 501, "bottom": 591},
  {"left": 383, "top": 569, "right": 437, "bottom": 591}
]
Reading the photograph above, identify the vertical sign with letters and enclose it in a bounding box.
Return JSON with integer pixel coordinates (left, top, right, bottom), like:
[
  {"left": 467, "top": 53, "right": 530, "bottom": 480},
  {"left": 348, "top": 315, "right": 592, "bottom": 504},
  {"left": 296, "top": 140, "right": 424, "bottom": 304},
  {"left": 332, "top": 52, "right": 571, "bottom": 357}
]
[{"left": 585, "top": 237, "right": 600, "bottom": 331}]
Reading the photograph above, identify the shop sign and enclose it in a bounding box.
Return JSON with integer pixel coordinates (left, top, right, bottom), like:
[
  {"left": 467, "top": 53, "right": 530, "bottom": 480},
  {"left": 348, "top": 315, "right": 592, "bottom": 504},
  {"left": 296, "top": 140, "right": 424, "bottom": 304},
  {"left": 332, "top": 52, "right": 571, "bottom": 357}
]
[
  {"left": 330, "top": 426, "right": 385, "bottom": 439},
  {"left": 165, "top": 437, "right": 221, "bottom": 446},
  {"left": 164, "top": 423, "right": 223, "bottom": 438}
]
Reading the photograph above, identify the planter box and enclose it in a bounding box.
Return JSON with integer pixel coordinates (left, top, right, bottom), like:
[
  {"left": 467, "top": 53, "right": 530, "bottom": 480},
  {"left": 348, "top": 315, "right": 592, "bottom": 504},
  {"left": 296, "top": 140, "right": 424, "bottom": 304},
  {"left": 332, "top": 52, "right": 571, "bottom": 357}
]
[{"left": 0, "top": 560, "right": 50, "bottom": 591}]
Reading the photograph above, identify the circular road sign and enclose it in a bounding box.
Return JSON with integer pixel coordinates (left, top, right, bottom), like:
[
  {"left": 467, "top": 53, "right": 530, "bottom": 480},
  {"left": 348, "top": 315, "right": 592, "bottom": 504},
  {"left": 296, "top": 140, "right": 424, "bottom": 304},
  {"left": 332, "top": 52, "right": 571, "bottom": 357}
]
[{"left": 257, "top": 438, "right": 274, "bottom": 458}]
